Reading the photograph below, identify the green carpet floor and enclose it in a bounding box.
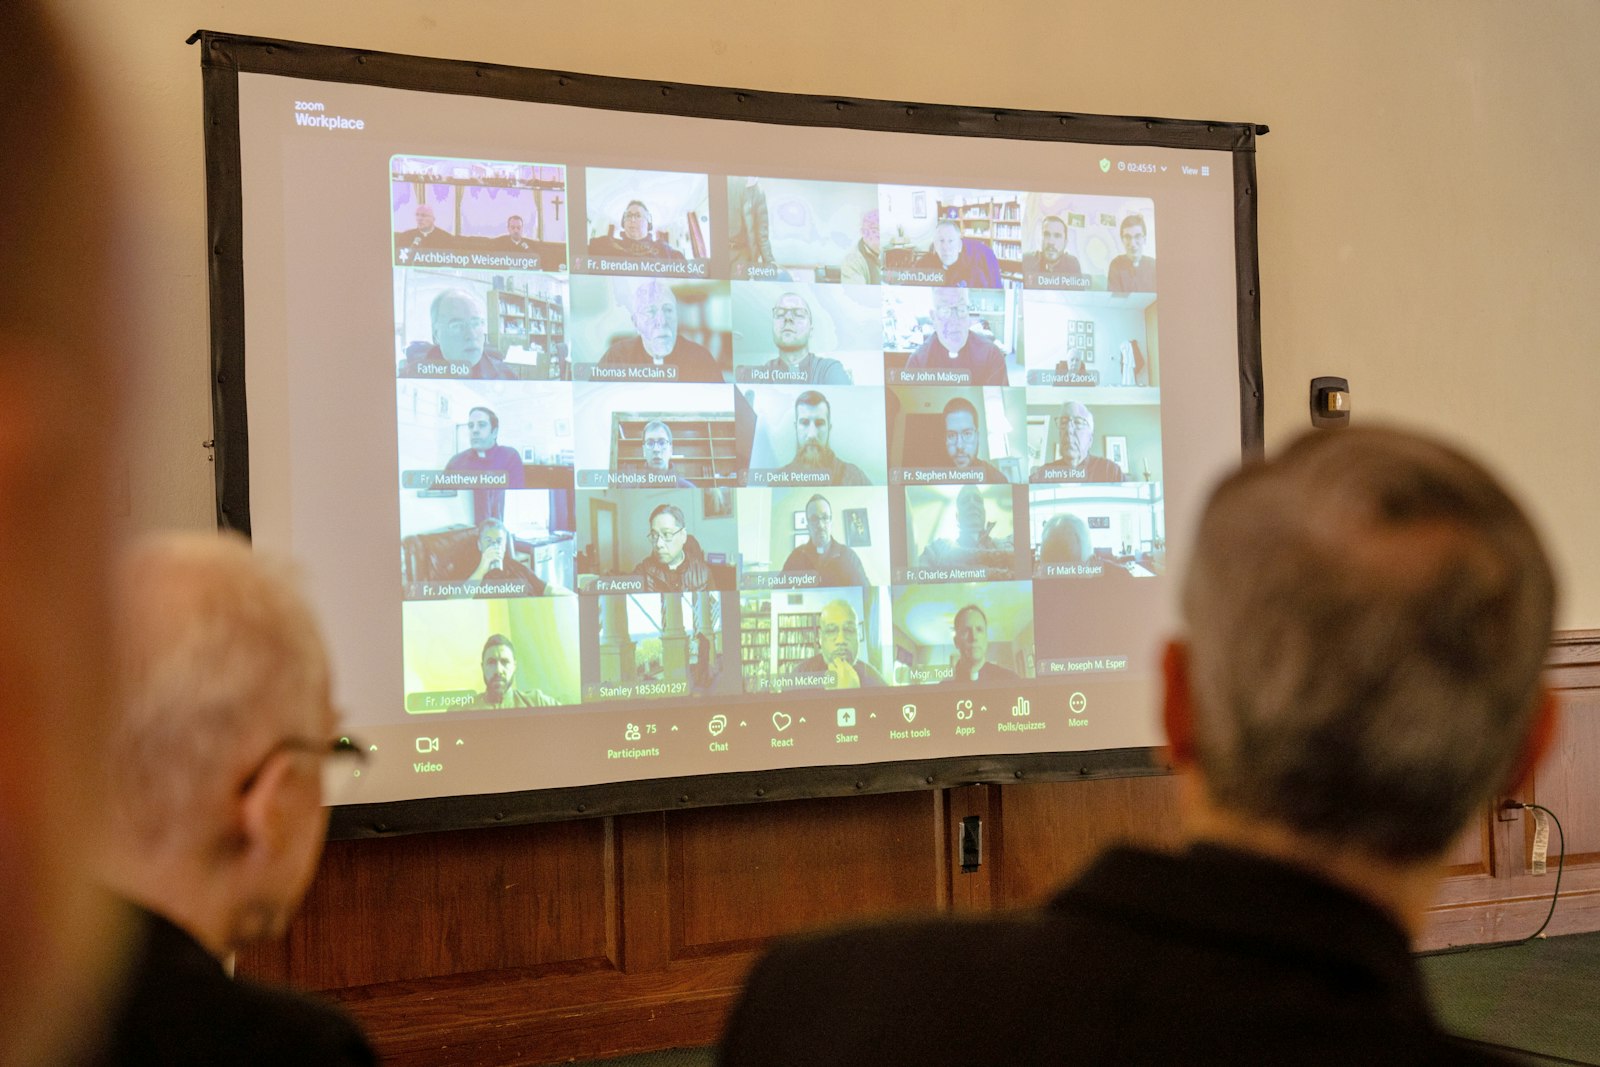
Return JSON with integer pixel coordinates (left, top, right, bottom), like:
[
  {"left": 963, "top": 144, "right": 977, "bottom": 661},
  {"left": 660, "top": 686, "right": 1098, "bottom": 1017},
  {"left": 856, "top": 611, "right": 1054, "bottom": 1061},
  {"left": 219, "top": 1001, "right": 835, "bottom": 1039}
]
[{"left": 1422, "top": 931, "right": 1600, "bottom": 1065}]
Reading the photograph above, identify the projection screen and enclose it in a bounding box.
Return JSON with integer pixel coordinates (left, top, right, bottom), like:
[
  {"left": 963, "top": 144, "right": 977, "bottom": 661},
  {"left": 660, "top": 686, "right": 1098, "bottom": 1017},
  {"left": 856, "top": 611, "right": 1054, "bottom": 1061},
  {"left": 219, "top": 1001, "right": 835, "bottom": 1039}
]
[{"left": 196, "top": 32, "right": 1265, "bottom": 836}]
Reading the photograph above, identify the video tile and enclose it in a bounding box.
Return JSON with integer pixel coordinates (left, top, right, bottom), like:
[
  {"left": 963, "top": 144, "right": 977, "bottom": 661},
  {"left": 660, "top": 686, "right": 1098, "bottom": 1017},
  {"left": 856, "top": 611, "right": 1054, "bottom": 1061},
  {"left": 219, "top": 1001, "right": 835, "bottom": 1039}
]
[
  {"left": 401, "top": 597, "right": 581, "bottom": 712},
  {"left": 1028, "top": 483, "right": 1165, "bottom": 580},
  {"left": 882, "top": 285, "right": 1022, "bottom": 387},
  {"left": 888, "top": 580, "right": 1035, "bottom": 687},
  {"left": 878, "top": 184, "right": 1025, "bottom": 288},
  {"left": 1025, "top": 391, "right": 1163, "bottom": 485},
  {"left": 1021, "top": 289, "right": 1159, "bottom": 391},
  {"left": 391, "top": 155, "right": 569, "bottom": 271},
  {"left": 725, "top": 176, "right": 880, "bottom": 283},
  {"left": 578, "top": 590, "right": 736, "bottom": 701},
  {"left": 886, "top": 385, "right": 1028, "bottom": 485},
  {"left": 1016, "top": 193, "right": 1157, "bottom": 294},
  {"left": 738, "top": 585, "right": 892, "bottom": 694},
  {"left": 578, "top": 167, "right": 711, "bottom": 277},
  {"left": 575, "top": 486, "right": 737, "bottom": 594},
  {"left": 568, "top": 275, "right": 730, "bottom": 384},
  {"left": 898, "top": 483, "right": 1027, "bottom": 583},
  {"left": 571, "top": 382, "right": 738, "bottom": 490},
  {"left": 736, "top": 485, "right": 890, "bottom": 591},
  {"left": 741, "top": 384, "right": 888, "bottom": 488},
  {"left": 731, "top": 280, "right": 884, "bottom": 387},
  {"left": 394, "top": 266, "right": 569, "bottom": 380}
]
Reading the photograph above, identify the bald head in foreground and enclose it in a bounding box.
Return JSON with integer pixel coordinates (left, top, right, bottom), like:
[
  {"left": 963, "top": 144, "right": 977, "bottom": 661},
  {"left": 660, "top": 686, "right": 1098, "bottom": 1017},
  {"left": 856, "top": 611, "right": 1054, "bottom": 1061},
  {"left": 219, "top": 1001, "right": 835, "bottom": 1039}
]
[
  {"left": 96, "top": 533, "right": 376, "bottom": 1066},
  {"left": 719, "top": 427, "right": 1557, "bottom": 1067}
]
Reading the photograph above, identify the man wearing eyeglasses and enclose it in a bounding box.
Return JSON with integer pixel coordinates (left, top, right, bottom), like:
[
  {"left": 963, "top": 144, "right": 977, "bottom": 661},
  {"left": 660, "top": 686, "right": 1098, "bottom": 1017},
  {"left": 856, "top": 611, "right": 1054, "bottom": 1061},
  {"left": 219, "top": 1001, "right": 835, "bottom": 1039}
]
[
  {"left": 587, "top": 199, "right": 686, "bottom": 263},
  {"left": 400, "top": 288, "right": 519, "bottom": 380},
  {"left": 96, "top": 532, "right": 376, "bottom": 1065},
  {"left": 787, "top": 599, "right": 885, "bottom": 690},
  {"left": 744, "top": 292, "right": 851, "bottom": 385},
  {"left": 939, "top": 397, "right": 1006, "bottom": 482},
  {"left": 1031, "top": 400, "right": 1124, "bottom": 483},
  {"left": 597, "top": 279, "right": 724, "bottom": 383},
  {"left": 903, "top": 287, "right": 1009, "bottom": 386},
  {"left": 641, "top": 420, "right": 696, "bottom": 487},
  {"left": 634, "top": 503, "right": 720, "bottom": 592}
]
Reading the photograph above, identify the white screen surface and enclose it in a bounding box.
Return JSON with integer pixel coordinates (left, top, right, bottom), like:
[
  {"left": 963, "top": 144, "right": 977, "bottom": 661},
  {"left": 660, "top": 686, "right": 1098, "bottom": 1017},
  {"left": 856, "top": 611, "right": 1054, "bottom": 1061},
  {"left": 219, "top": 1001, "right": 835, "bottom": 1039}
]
[{"left": 235, "top": 71, "right": 1244, "bottom": 807}]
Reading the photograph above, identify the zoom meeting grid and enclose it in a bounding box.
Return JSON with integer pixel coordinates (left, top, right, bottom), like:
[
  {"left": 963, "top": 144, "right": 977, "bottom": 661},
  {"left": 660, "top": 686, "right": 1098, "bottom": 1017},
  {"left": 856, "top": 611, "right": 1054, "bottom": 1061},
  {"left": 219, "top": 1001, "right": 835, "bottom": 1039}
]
[{"left": 390, "top": 155, "right": 1166, "bottom": 722}]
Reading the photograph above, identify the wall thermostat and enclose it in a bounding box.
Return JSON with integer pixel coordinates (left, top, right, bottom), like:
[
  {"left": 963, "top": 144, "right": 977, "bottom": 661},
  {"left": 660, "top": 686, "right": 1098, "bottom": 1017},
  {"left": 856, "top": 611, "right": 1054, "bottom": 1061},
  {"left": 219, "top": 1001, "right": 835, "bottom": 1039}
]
[{"left": 1310, "top": 377, "right": 1350, "bottom": 429}]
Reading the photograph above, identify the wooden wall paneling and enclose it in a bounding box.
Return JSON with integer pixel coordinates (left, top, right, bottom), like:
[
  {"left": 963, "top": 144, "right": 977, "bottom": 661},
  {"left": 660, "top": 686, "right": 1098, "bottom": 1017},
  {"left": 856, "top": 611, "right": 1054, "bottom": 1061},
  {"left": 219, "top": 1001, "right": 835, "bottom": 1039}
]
[
  {"left": 995, "top": 775, "right": 1182, "bottom": 907},
  {"left": 1437, "top": 810, "right": 1494, "bottom": 878},
  {"left": 617, "top": 811, "right": 670, "bottom": 973},
  {"left": 1420, "top": 636, "right": 1600, "bottom": 950},
  {"left": 1528, "top": 673, "right": 1600, "bottom": 863},
  {"left": 667, "top": 791, "right": 948, "bottom": 959},
  {"left": 263, "top": 817, "right": 614, "bottom": 990}
]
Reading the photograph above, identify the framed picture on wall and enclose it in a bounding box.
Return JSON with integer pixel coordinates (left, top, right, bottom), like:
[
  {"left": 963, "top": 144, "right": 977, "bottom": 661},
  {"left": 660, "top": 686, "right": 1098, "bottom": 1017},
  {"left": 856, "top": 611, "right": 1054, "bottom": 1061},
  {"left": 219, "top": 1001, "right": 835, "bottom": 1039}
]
[
  {"left": 703, "top": 487, "right": 733, "bottom": 519},
  {"left": 843, "top": 507, "right": 870, "bottom": 547},
  {"left": 1105, "top": 435, "right": 1129, "bottom": 475}
]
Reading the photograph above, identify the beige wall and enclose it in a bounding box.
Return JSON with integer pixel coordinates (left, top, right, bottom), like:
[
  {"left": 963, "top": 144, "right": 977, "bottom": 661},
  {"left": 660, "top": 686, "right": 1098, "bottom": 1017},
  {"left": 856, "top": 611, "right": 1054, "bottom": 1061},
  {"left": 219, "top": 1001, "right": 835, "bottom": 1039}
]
[{"left": 59, "top": 0, "right": 1600, "bottom": 628}]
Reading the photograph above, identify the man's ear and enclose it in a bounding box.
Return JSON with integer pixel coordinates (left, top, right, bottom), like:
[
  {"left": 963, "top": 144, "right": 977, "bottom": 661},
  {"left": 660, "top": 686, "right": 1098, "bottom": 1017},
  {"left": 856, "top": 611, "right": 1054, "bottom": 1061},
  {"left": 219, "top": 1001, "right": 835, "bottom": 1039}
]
[
  {"left": 236, "top": 751, "right": 300, "bottom": 860},
  {"left": 1502, "top": 686, "right": 1559, "bottom": 796},
  {"left": 1161, "top": 639, "right": 1198, "bottom": 769}
]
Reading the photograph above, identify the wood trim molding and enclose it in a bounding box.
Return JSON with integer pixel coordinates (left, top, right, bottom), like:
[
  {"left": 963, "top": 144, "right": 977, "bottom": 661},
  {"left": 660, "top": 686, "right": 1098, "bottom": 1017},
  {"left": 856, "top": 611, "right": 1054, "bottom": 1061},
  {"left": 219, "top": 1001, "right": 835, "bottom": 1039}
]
[{"left": 1549, "top": 628, "right": 1600, "bottom": 668}]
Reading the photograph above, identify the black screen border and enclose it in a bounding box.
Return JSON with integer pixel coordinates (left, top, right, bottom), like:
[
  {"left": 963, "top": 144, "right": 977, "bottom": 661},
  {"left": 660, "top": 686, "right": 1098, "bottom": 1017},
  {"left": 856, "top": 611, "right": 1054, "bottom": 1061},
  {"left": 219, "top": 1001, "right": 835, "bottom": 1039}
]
[{"left": 193, "top": 29, "right": 1265, "bottom": 839}]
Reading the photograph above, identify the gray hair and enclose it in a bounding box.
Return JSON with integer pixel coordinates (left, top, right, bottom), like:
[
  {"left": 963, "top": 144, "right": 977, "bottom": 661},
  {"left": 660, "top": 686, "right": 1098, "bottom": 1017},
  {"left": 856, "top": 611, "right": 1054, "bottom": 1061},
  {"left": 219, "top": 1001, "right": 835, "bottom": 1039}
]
[
  {"left": 108, "top": 532, "right": 330, "bottom": 846},
  {"left": 1183, "top": 426, "right": 1556, "bottom": 861}
]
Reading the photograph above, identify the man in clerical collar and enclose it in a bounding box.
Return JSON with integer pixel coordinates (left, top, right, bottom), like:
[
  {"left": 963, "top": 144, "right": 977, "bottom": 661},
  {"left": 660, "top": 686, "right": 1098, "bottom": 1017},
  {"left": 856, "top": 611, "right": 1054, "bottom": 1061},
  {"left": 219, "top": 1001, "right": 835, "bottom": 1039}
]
[
  {"left": 634, "top": 503, "right": 718, "bottom": 592},
  {"left": 751, "top": 292, "right": 850, "bottom": 385},
  {"left": 1107, "top": 212, "right": 1158, "bottom": 293},
  {"left": 942, "top": 603, "right": 1019, "bottom": 685},
  {"left": 903, "top": 288, "right": 1009, "bottom": 385},
  {"left": 497, "top": 214, "right": 533, "bottom": 253},
  {"left": 782, "top": 494, "right": 868, "bottom": 587},
  {"left": 397, "top": 202, "right": 451, "bottom": 249},
  {"left": 442, "top": 405, "right": 524, "bottom": 523},
  {"left": 596, "top": 279, "right": 724, "bottom": 382}
]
